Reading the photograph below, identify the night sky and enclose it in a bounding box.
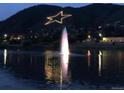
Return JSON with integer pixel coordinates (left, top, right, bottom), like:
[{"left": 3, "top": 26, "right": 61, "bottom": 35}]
[
  {"left": 0, "top": 3, "right": 124, "bottom": 21},
  {"left": 0, "top": 3, "right": 90, "bottom": 21}
]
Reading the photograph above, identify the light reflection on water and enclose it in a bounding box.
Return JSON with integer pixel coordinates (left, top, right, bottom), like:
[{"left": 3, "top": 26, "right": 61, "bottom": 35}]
[
  {"left": 3, "top": 49, "right": 7, "bottom": 68},
  {"left": 87, "top": 50, "right": 91, "bottom": 67},
  {"left": 1, "top": 49, "right": 124, "bottom": 89},
  {"left": 60, "top": 52, "right": 69, "bottom": 89},
  {"left": 98, "top": 51, "right": 102, "bottom": 77}
]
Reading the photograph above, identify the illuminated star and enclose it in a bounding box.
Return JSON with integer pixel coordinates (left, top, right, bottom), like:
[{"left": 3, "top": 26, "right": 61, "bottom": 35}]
[{"left": 45, "top": 11, "right": 72, "bottom": 25}]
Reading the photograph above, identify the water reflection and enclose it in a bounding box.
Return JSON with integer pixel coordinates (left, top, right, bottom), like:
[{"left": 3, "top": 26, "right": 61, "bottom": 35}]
[
  {"left": 44, "top": 50, "right": 60, "bottom": 83},
  {"left": 44, "top": 49, "right": 70, "bottom": 89},
  {"left": 98, "top": 51, "right": 102, "bottom": 77},
  {"left": 60, "top": 52, "right": 70, "bottom": 89},
  {"left": 60, "top": 54, "right": 69, "bottom": 82},
  {"left": 87, "top": 50, "right": 91, "bottom": 67},
  {"left": 3, "top": 49, "right": 7, "bottom": 68},
  {"left": 1, "top": 48, "right": 124, "bottom": 89}
]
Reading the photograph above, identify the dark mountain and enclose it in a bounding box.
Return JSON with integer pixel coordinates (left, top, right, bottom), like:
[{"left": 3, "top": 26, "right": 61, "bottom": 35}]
[
  {"left": 0, "top": 5, "right": 62, "bottom": 34},
  {"left": 0, "top": 3, "right": 124, "bottom": 39}
]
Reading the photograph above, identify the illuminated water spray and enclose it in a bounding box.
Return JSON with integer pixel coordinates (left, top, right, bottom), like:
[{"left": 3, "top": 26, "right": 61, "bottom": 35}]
[
  {"left": 61, "top": 27, "right": 69, "bottom": 56},
  {"left": 60, "top": 27, "right": 69, "bottom": 89}
]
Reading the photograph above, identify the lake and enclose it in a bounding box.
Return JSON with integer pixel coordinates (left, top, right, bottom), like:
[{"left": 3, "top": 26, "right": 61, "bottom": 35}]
[{"left": 0, "top": 48, "right": 124, "bottom": 90}]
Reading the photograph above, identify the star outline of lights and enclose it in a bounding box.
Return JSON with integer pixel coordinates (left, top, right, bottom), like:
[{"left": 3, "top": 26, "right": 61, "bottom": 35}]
[{"left": 44, "top": 11, "right": 72, "bottom": 25}]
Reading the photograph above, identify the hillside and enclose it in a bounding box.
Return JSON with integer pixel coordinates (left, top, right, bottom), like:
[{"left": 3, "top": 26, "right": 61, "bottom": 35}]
[{"left": 0, "top": 3, "right": 124, "bottom": 42}]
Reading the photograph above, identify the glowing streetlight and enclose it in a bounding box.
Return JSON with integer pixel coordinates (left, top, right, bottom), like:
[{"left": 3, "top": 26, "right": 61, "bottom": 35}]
[
  {"left": 17, "top": 37, "right": 21, "bottom": 40},
  {"left": 98, "top": 26, "right": 102, "bottom": 29},
  {"left": 88, "top": 35, "right": 91, "bottom": 39},
  {"left": 4, "top": 34, "right": 7, "bottom": 38},
  {"left": 99, "top": 33, "right": 102, "bottom": 37}
]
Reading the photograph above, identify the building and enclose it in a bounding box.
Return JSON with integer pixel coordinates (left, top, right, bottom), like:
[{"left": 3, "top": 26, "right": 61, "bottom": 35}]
[{"left": 102, "top": 37, "right": 124, "bottom": 42}]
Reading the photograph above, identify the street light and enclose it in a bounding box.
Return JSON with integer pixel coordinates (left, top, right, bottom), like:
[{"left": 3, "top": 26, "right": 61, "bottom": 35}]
[
  {"left": 99, "top": 33, "right": 102, "bottom": 37},
  {"left": 88, "top": 35, "right": 91, "bottom": 39},
  {"left": 4, "top": 34, "right": 7, "bottom": 38}
]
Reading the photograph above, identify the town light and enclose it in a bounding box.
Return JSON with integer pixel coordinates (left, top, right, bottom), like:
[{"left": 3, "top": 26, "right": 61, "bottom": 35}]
[
  {"left": 17, "top": 37, "right": 21, "bottom": 40},
  {"left": 102, "top": 37, "right": 108, "bottom": 42},
  {"left": 4, "top": 34, "right": 7, "bottom": 38},
  {"left": 88, "top": 35, "right": 91, "bottom": 39},
  {"left": 99, "top": 33, "right": 102, "bottom": 37}
]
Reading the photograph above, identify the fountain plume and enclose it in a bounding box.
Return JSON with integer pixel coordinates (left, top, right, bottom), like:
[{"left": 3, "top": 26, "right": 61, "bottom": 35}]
[{"left": 60, "top": 27, "right": 70, "bottom": 89}]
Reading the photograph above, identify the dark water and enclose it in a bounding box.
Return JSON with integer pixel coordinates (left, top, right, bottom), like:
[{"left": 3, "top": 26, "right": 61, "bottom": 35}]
[{"left": 0, "top": 48, "right": 124, "bottom": 90}]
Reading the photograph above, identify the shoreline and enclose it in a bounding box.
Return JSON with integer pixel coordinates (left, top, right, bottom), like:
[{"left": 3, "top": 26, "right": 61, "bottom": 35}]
[
  {"left": 0, "top": 42, "right": 124, "bottom": 50},
  {"left": 70, "top": 42, "right": 124, "bottom": 50}
]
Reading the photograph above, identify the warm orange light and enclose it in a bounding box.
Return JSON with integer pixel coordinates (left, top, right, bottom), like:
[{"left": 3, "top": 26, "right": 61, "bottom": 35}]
[{"left": 45, "top": 11, "right": 72, "bottom": 25}]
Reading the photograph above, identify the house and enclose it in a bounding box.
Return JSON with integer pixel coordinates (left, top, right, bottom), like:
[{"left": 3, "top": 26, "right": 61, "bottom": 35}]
[{"left": 102, "top": 37, "right": 124, "bottom": 42}]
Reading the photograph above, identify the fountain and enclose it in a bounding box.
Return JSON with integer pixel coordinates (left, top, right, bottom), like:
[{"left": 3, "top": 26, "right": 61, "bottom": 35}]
[
  {"left": 60, "top": 27, "right": 70, "bottom": 89},
  {"left": 44, "top": 27, "right": 70, "bottom": 88}
]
